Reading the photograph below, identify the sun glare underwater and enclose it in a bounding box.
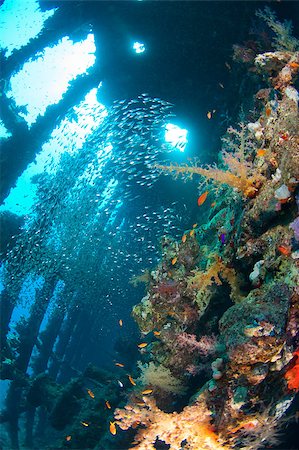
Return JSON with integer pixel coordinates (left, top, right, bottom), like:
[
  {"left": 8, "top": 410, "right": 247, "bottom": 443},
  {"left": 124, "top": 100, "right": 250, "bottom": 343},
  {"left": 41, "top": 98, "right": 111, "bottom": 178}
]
[{"left": 0, "top": 1, "right": 299, "bottom": 449}]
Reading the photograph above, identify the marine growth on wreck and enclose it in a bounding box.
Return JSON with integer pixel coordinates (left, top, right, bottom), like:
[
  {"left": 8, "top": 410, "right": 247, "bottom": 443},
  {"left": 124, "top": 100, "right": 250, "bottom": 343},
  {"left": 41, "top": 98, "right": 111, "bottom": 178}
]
[
  {"left": 114, "top": 9, "right": 299, "bottom": 450},
  {"left": 0, "top": 3, "right": 298, "bottom": 450}
]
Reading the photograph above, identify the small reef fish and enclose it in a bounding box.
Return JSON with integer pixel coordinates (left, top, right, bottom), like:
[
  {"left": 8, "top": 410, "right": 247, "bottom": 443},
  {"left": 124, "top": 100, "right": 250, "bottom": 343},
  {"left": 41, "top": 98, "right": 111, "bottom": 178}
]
[
  {"left": 141, "top": 389, "right": 153, "bottom": 395},
  {"left": 171, "top": 256, "right": 177, "bottom": 265},
  {"left": 66, "top": 436, "right": 72, "bottom": 441},
  {"left": 87, "top": 389, "right": 95, "bottom": 399},
  {"left": 207, "top": 111, "right": 212, "bottom": 119},
  {"left": 256, "top": 149, "right": 266, "bottom": 157},
  {"left": 128, "top": 375, "right": 136, "bottom": 385},
  {"left": 219, "top": 233, "right": 226, "bottom": 244},
  {"left": 211, "top": 202, "right": 216, "bottom": 207},
  {"left": 117, "top": 380, "right": 124, "bottom": 388},
  {"left": 109, "top": 421, "right": 117, "bottom": 435},
  {"left": 289, "top": 61, "right": 299, "bottom": 69},
  {"left": 181, "top": 234, "right": 187, "bottom": 243},
  {"left": 138, "top": 342, "right": 148, "bottom": 348},
  {"left": 265, "top": 107, "right": 271, "bottom": 117},
  {"left": 197, "top": 191, "right": 208, "bottom": 206},
  {"left": 119, "top": 319, "right": 123, "bottom": 327},
  {"left": 277, "top": 245, "right": 291, "bottom": 256},
  {"left": 153, "top": 331, "right": 161, "bottom": 336},
  {"left": 189, "top": 229, "right": 195, "bottom": 237},
  {"left": 218, "top": 82, "right": 224, "bottom": 89},
  {"left": 115, "top": 362, "right": 125, "bottom": 367},
  {"left": 81, "top": 421, "right": 89, "bottom": 427},
  {"left": 192, "top": 223, "right": 198, "bottom": 228},
  {"left": 105, "top": 400, "right": 111, "bottom": 409}
]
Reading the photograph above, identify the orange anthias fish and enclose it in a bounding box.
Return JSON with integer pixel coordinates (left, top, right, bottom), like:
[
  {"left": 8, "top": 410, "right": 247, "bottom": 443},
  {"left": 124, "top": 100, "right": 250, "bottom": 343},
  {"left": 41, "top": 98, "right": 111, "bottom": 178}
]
[
  {"left": 289, "top": 61, "right": 299, "bottom": 69},
  {"left": 192, "top": 223, "right": 198, "bottom": 228},
  {"left": 105, "top": 400, "right": 111, "bottom": 409},
  {"left": 138, "top": 342, "right": 148, "bottom": 348},
  {"left": 189, "top": 229, "right": 195, "bottom": 237},
  {"left": 128, "top": 375, "right": 136, "bottom": 386},
  {"left": 277, "top": 245, "right": 291, "bottom": 256},
  {"left": 109, "top": 421, "right": 117, "bottom": 435},
  {"left": 256, "top": 149, "right": 266, "bottom": 157},
  {"left": 87, "top": 389, "right": 95, "bottom": 399},
  {"left": 197, "top": 191, "right": 208, "bottom": 206},
  {"left": 265, "top": 107, "right": 271, "bottom": 117},
  {"left": 181, "top": 234, "right": 187, "bottom": 243},
  {"left": 66, "top": 435, "right": 72, "bottom": 441},
  {"left": 211, "top": 201, "right": 216, "bottom": 207},
  {"left": 207, "top": 111, "right": 212, "bottom": 119},
  {"left": 119, "top": 319, "right": 123, "bottom": 327},
  {"left": 171, "top": 256, "right": 177, "bottom": 265},
  {"left": 153, "top": 331, "right": 161, "bottom": 336},
  {"left": 115, "top": 362, "right": 125, "bottom": 367},
  {"left": 141, "top": 389, "right": 153, "bottom": 395}
]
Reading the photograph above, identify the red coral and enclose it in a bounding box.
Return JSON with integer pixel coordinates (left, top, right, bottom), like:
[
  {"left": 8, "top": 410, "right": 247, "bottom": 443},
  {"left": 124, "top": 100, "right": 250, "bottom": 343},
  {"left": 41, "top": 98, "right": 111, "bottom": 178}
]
[{"left": 284, "top": 349, "right": 299, "bottom": 391}]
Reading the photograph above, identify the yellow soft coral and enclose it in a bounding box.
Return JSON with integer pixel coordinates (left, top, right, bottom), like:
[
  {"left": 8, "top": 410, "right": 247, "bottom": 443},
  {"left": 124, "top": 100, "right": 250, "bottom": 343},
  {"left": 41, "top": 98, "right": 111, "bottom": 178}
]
[
  {"left": 137, "top": 361, "right": 186, "bottom": 394},
  {"left": 155, "top": 161, "right": 261, "bottom": 198},
  {"left": 187, "top": 258, "right": 238, "bottom": 312},
  {"left": 155, "top": 123, "right": 264, "bottom": 197},
  {"left": 115, "top": 396, "right": 229, "bottom": 450}
]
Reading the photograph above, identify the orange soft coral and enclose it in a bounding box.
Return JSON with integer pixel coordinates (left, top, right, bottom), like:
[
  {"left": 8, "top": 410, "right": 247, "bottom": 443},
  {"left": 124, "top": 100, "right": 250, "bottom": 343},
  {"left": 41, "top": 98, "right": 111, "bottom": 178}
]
[{"left": 155, "top": 123, "right": 265, "bottom": 197}]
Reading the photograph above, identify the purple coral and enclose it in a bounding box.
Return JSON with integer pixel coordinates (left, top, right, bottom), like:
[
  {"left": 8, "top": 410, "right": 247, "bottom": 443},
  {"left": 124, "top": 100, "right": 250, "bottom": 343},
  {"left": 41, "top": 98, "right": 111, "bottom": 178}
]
[
  {"left": 176, "top": 333, "right": 217, "bottom": 357},
  {"left": 290, "top": 216, "right": 299, "bottom": 241}
]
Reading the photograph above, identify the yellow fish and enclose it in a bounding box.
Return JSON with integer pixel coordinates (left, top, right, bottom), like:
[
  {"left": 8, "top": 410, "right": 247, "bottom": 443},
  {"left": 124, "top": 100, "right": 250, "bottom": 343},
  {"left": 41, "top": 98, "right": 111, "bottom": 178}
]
[
  {"left": 87, "top": 389, "right": 95, "bottom": 399},
  {"left": 142, "top": 389, "right": 153, "bottom": 395},
  {"left": 105, "top": 400, "right": 111, "bottom": 409},
  {"left": 81, "top": 421, "right": 89, "bottom": 427},
  {"left": 109, "top": 421, "right": 117, "bottom": 435},
  {"left": 128, "top": 375, "right": 136, "bottom": 386},
  {"left": 138, "top": 342, "right": 148, "bottom": 348},
  {"left": 119, "top": 319, "right": 123, "bottom": 327}
]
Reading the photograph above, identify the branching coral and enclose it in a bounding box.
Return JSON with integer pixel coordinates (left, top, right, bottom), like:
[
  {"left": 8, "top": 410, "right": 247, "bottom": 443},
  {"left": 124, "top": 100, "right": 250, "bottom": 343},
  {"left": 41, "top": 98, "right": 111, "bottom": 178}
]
[
  {"left": 176, "top": 333, "right": 217, "bottom": 357},
  {"left": 155, "top": 124, "right": 264, "bottom": 198},
  {"left": 256, "top": 7, "right": 299, "bottom": 52},
  {"left": 114, "top": 396, "right": 228, "bottom": 450}
]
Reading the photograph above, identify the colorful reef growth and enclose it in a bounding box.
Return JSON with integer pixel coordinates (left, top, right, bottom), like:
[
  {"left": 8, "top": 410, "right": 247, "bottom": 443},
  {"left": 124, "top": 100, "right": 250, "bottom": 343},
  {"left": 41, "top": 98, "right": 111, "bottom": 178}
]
[{"left": 113, "top": 9, "right": 299, "bottom": 450}]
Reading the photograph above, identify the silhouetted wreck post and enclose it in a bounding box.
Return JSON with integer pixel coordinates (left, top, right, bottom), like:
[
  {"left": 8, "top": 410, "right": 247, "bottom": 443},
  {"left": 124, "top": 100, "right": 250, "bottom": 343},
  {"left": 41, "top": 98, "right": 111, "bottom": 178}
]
[
  {"left": 24, "top": 305, "right": 65, "bottom": 448},
  {"left": 34, "top": 306, "right": 81, "bottom": 437},
  {"left": 56, "top": 309, "right": 92, "bottom": 384},
  {"left": 3, "top": 275, "right": 58, "bottom": 450}
]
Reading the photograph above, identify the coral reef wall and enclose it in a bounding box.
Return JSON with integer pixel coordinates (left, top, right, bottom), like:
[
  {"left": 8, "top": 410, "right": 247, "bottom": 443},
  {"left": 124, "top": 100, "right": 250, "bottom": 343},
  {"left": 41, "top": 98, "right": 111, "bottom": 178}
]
[{"left": 113, "top": 11, "right": 299, "bottom": 450}]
